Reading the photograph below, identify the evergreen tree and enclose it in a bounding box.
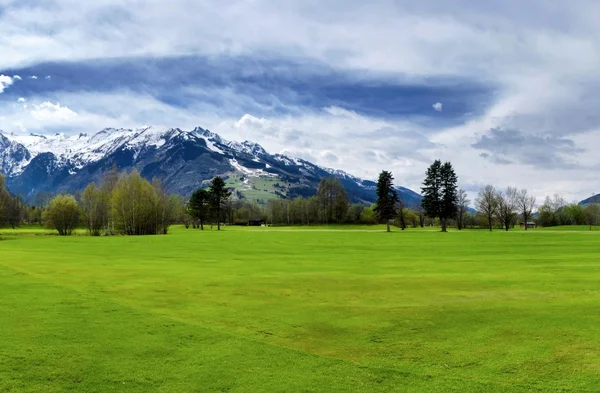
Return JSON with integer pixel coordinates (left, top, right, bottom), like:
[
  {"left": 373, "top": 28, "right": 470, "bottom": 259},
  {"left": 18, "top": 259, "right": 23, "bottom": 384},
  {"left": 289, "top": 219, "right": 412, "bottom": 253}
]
[
  {"left": 421, "top": 160, "right": 458, "bottom": 232},
  {"left": 209, "top": 176, "right": 232, "bottom": 230},
  {"left": 188, "top": 188, "right": 210, "bottom": 230},
  {"left": 374, "top": 171, "right": 399, "bottom": 232}
]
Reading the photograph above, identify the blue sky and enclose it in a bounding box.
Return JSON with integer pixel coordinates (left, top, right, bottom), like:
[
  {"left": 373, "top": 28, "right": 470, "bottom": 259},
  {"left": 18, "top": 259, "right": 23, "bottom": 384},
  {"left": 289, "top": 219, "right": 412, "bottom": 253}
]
[{"left": 1, "top": 0, "right": 600, "bottom": 201}]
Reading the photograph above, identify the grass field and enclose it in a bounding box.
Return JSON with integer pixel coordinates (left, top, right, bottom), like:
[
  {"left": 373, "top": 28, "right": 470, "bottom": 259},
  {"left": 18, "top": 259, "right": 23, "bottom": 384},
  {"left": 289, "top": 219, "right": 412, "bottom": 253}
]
[{"left": 1, "top": 226, "right": 600, "bottom": 392}]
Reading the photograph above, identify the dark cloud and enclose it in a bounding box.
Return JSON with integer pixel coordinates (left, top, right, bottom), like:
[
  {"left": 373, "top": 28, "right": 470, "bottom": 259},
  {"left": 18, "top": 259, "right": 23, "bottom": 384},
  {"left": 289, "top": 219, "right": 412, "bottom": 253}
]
[
  {"left": 0, "top": 55, "right": 494, "bottom": 125},
  {"left": 472, "top": 128, "right": 583, "bottom": 168}
]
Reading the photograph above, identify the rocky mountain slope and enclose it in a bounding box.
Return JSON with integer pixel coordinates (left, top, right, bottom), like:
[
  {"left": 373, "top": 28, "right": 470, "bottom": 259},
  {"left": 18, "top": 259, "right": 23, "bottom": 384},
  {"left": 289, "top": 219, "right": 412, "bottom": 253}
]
[{"left": 0, "top": 126, "right": 422, "bottom": 206}]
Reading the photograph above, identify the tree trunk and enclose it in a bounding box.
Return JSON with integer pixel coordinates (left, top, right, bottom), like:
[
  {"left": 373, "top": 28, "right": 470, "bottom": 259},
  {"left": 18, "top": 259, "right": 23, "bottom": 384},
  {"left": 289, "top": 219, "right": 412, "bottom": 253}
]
[
  {"left": 488, "top": 216, "right": 493, "bottom": 231},
  {"left": 441, "top": 218, "right": 447, "bottom": 232},
  {"left": 386, "top": 220, "right": 390, "bottom": 232}
]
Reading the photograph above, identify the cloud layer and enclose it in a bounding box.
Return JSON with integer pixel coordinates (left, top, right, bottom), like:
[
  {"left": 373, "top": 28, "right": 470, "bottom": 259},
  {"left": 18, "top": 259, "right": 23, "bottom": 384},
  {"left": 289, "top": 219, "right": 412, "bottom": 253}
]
[{"left": 1, "top": 0, "right": 600, "bottom": 202}]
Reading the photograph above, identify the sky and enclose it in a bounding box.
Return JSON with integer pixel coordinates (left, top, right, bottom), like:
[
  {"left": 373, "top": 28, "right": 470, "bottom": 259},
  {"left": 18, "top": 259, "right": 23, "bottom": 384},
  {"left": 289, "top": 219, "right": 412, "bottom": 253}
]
[{"left": 1, "top": 0, "right": 600, "bottom": 202}]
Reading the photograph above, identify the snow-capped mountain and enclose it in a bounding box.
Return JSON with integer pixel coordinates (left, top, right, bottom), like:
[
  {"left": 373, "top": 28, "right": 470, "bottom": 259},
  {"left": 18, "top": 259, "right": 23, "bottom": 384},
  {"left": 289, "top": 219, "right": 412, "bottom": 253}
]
[{"left": 0, "top": 126, "right": 422, "bottom": 205}]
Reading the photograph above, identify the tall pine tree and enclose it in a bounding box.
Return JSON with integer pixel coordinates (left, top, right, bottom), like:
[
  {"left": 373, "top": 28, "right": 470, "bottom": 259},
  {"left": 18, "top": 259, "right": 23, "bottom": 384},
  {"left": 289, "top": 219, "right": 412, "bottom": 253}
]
[
  {"left": 374, "top": 171, "right": 399, "bottom": 232},
  {"left": 421, "top": 160, "right": 458, "bottom": 232},
  {"left": 188, "top": 188, "right": 210, "bottom": 230},
  {"left": 209, "top": 176, "right": 232, "bottom": 231}
]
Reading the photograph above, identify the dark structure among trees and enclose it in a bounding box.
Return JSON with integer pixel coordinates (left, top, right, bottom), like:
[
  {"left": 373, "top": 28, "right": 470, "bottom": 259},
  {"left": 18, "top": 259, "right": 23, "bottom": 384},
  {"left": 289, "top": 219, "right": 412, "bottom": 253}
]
[
  {"left": 520, "top": 222, "right": 537, "bottom": 229},
  {"left": 248, "top": 218, "right": 265, "bottom": 226}
]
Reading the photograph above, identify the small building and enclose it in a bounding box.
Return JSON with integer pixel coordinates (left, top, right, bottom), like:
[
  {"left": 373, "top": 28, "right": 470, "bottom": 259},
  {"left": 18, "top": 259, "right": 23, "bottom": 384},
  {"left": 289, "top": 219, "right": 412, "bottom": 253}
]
[
  {"left": 520, "top": 222, "right": 537, "bottom": 229},
  {"left": 248, "top": 218, "right": 265, "bottom": 227}
]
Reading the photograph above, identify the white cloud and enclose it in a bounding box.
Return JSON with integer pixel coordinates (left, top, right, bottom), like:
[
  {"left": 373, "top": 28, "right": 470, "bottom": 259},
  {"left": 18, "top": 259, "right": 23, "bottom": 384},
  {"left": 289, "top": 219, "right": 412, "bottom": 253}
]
[
  {"left": 31, "top": 102, "right": 78, "bottom": 121},
  {"left": 12, "top": 75, "right": 22, "bottom": 81},
  {"left": 45, "top": 75, "right": 51, "bottom": 80},
  {"left": 235, "top": 114, "right": 268, "bottom": 129},
  {"left": 30, "top": 75, "right": 38, "bottom": 80},
  {"left": 2, "top": 1, "right": 600, "bottom": 201},
  {"left": 433, "top": 102, "right": 443, "bottom": 112},
  {"left": 17, "top": 97, "right": 26, "bottom": 102},
  {"left": 0, "top": 74, "right": 14, "bottom": 93}
]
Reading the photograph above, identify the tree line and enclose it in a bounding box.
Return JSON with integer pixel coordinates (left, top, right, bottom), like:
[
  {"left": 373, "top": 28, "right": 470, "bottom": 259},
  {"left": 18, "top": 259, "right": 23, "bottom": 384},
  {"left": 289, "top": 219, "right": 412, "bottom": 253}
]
[
  {"left": 3, "top": 160, "right": 600, "bottom": 235},
  {"left": 474, "top": 186, "right": 600, "bottom": 231},
  {"left": 1, "top": 169, "right": 184, "bottom": 236}
]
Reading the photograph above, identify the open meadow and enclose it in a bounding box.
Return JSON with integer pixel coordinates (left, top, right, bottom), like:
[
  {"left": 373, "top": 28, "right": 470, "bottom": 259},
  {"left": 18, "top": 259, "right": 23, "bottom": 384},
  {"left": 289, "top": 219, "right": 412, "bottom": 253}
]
[{"left": 1, "top": 226, "right": 600, "bottom": 392}]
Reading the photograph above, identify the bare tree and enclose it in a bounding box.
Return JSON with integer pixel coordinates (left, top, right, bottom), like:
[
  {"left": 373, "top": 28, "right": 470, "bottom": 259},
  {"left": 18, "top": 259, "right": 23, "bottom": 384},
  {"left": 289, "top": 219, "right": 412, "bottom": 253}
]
[
  {"left": 475, "top": 185, "right": 499, "bottom": 231},
  {"left": 515, "top": 189, "right": 537, "bottom": 230},
  {"left": 497, "top": 187, "right": 518, "bottom": 231},
  {"left": 456, "top": 189, "right": 470, "bottom": 230},
  {"left": 396, "top": 200, "right": 407, "bottom": 230},
  {"left": 415, "top": 205, "right": 426, "bottom": 228},
  {"left": 584, "top": 203, "right": 600, "bottom": 231}
]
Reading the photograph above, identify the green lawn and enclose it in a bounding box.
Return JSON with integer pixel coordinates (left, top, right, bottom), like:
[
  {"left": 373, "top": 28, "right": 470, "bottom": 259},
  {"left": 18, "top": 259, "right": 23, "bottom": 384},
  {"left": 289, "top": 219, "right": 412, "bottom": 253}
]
[{"left": 1, "top": 226, "right": 600, "bottom": 392}]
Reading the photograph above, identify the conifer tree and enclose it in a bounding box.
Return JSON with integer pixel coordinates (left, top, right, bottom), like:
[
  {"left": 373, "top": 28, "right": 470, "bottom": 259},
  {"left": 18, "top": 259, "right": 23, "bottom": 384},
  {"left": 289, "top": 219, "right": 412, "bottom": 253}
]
[
  {"left": 188, "top": 188, "right": 210, "bottom": 230},
  {"left": 421, "top": 160, "right": 458, "bottom": 232},
  {"left": 374, "top": 171, "right": 399, "bottom": 232},
  {"left": 209, "top": 176, "right": 232, "bottom": 230}
]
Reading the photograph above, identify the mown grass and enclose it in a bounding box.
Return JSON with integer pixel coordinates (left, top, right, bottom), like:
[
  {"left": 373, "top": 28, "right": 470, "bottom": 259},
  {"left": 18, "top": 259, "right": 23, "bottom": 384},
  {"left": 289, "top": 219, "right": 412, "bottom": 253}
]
[{"left": 1, "top": 225, "right": 600, "bottom": 392}]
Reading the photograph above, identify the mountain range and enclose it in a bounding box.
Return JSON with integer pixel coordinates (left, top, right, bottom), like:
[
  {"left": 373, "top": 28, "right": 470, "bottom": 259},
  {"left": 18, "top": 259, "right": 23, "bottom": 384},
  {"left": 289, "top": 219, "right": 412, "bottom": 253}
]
[{"left": 0, "top": 126, "right": 422, "bottom": 206}]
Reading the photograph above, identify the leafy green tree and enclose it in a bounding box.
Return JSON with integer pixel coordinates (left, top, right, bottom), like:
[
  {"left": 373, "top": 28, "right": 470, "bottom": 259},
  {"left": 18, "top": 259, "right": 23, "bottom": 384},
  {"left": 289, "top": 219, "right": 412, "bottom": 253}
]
[
  {"left": 43, "top": 194, "right": 81, "bottom": 236},
  {"left": 111, "top": 170, "right": 162, "bottom": 236},
  {"left": 317, "top": 177, "right": 349, "bottom": 223},
  {"left": 584, "top": 203, "right": 600, "bottom": 230},
  {"left": 189, "top": 188, "right": 210, "bottom": 230},
  {"left": 208, "top": 176, "right": 232, "bottom": 230},
  {"left": 374, "top": 171, "right": 399, "bottom": 232},
  {"left": 81, "top": 182, "right": 104, "bottom": 236},
  {"left": 421, "top": 160, "right": 459, "bottom": 232}
]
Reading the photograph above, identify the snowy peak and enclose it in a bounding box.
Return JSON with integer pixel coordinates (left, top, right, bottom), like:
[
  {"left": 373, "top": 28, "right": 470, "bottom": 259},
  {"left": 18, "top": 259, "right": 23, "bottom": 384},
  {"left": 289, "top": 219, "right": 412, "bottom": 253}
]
[
  {"left": 0, "top": 125, "right": 422, "bottom": 206},
  {"left": 0, "top": 132, "right": 32, "bottom": 176}
]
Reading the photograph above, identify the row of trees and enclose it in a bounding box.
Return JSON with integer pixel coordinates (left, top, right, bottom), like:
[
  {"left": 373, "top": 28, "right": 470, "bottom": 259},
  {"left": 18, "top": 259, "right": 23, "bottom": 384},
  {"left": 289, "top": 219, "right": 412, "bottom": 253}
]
[
  {"left": 474, "top": 185, "right": 600, "bottom": 231},
  {"left": 262, "top": 178, "right": 355, "bottom": 225},
  {"left": 372, "top": 160, "right": 460, "bottom": 232},
  {"left": 0, "top": 175, "right": 28, "bottom": 229},
  {"left": 4, "top": 162, "right": 600, "bottom": 235},
  {"left": 35, "top": 169, "right": 184, "bottom": 236},
  {"left": 475, "top": 186, "right": 536, "bottom": 231}
]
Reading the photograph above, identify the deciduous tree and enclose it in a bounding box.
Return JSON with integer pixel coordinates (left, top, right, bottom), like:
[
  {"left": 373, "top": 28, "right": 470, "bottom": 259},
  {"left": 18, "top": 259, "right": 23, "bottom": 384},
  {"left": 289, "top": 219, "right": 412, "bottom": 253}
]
[
  {"left": 475, "top": 185, "right": 499, "bottom": 231},
  {"left": 43, "top": 194, "right": 81, "bottom": 236},
  {"left": 317, "top": 177, "right": 349, "bottom": 224},
  {"left": 584, "top": 203, "right": 600, "bottom": 231},
  {"left": 81, "top": 183, "right": 104, "bottom": 236},
  {"left": 456, "top": 189, "right": 470, "bottom": 230},
  {"left": 516, "top": 189, "right": 536, "bottom": 230},
  {"left": 497, "top": 187, "right": 518, "bottom": 231}
]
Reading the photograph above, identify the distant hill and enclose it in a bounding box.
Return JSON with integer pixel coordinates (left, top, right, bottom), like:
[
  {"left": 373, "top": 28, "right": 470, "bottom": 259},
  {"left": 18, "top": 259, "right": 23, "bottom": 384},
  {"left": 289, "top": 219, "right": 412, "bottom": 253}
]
[
  {"left": 579, "top": 194, "right": 600, "bottom": 206},
  {"left": 0, "top": 126, "right": 422, "bottom": 206}
]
